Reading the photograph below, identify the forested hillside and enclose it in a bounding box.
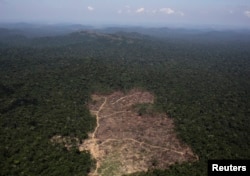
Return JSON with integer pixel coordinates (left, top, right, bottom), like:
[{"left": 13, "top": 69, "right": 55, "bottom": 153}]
[{"left": 0, "top": 28, "right": 249, "bottom": 175}]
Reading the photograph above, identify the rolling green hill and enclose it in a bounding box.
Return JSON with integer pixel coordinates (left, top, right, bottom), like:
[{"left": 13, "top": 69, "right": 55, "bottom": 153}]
[{"left": 0, "top": 28, "right": 249, "bottom": 175}]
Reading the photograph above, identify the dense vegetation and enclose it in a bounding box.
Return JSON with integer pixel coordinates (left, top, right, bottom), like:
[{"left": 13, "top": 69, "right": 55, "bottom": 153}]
[{"left": 0, "top": 27, "right": 249, "bottom": 175}]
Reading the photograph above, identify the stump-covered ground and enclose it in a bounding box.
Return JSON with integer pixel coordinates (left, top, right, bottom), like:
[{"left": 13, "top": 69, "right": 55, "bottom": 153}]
[{"left": 79, "top": 89, "right": 198, "bottom": 176}]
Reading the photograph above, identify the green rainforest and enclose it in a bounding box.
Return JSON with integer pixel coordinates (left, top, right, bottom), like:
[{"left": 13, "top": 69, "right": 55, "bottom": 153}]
[{"left": 0, "top": 26, "right": 249, "bottom": 175}]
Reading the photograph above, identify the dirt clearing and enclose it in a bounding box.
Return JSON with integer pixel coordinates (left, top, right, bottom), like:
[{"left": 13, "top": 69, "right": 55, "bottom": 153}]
[{"left": 79, "top": 89, "right": 198, "bottom": 176}]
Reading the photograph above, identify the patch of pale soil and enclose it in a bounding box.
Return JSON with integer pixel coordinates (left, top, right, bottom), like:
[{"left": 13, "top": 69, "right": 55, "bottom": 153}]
[
  {"left": 50, "top": 135, "right": 79, "bottom": 150},
  {"left": 78, "top": 89, "right": 198, "bottom": 176}
]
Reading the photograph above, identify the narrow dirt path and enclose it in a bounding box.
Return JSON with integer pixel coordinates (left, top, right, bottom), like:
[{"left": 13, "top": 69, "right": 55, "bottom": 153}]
[
  {"left": 99, "top": 138, "right": 185, "bottom": 156},
  {"left": 102, "top": 111, "right": 128, "bottom": 118},
  {"left": 93, "top": 97, "right": 107, "bottom": 138},
  {"left": 92, "top": 97, "right": 107, "bottom": 175},
  {"left": 111, "top": 92, "right": 141, "bottom": 104}
]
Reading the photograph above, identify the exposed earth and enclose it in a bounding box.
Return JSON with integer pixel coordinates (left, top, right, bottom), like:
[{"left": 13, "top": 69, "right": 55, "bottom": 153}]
[{"left": 78, "top": 89, "right": 198, "bottom": 176}]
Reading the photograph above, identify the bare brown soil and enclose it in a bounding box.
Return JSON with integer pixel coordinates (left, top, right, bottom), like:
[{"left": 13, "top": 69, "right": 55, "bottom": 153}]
[
  {"left": 79, "top": 89, "right": 198, "bottom": 176},
  {"left": 50, "top": 135, "right": 79, "bottom": 150}
]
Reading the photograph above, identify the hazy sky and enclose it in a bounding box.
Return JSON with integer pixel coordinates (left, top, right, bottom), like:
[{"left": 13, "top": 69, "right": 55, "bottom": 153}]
[{"left": 1, "top": 0, "right": 250, "bottom": 28}]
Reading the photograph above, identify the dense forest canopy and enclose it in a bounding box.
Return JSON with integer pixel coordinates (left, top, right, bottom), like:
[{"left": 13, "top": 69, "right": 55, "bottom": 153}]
[{"left": 0, "top": 25, "right": 250, "bottom": 175}]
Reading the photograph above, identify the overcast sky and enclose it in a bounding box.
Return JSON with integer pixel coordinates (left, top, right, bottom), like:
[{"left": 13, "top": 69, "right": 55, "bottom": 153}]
[{"left": 0, "top": 0, "right": 250, "bottom": 28}]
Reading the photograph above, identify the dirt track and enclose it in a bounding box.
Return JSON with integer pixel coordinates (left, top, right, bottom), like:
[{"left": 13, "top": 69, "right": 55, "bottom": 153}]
[{"left": 79, "top": 89, "right": 198, "bottom": 176}]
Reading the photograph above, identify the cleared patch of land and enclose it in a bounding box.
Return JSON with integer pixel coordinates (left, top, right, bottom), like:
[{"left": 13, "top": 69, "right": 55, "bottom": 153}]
[{"left": 79, "top": 89, "right": 198, "bottom": 176}]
